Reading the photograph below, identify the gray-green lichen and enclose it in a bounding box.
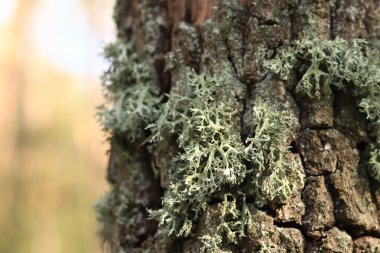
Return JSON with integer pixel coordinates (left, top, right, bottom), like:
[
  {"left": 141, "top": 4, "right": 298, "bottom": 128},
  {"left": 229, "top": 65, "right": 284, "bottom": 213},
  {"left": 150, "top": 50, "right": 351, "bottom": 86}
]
[
  {"left": 269, "top": 35, "right": 380, "bottom": 183},
  {"left": 97, "top": 40, "right": 160, "bottom": 141},
  {"left": 94, "top": 190, "right": 116, "bottom": 244},
  {"left": 95, "top": 34, "right": 380, "bottom": 253},
  {"left": 148, "top": 66, "right": 299, "bottom": 249},
  {"left": 95, "top": 182, "right": 147, "bottom": 247},
  {"left": 199, "top": 234, "right": 224, "bottom": 253},
  {"left": 138, "top": 1, "right": 166, "bottom": 55},
  {"left": 199, "top": 194, "right": 252, "bottom": 252},
  {"left": 96, "top": 38, "right": 303, "bottom": 253},
  {"left": 246, "top": 103, "right": 302, "bottom": 207},
  {"left": 369, "top": 149, "right": 380, "bottom": 182},
  {"left": 148, "top": 67, "right": 250, "bottom": 238},
  {"left": 94, "top": 181, "right": 151, "bottom": 248},
  {"left": 95, "top": 39, "right": 161, "bottom": 250},
  {"left": 98, "top": 2, "right": 380, "bottom": 252},
  {"left": 258, "top": 242, "right": 278, "bottom": 253}
]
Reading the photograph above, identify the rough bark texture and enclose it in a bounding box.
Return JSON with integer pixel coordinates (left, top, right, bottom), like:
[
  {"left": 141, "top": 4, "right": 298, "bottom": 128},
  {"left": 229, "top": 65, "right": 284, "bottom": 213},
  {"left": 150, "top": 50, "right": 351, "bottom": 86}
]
[{"left": 97, "top": 0, "right": 380, "bottom": 252}]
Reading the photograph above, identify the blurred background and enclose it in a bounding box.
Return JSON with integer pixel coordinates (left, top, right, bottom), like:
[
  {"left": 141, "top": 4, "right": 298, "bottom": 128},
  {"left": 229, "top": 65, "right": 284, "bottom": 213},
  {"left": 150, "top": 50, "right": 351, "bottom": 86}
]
[{"left": 0, "top": 0, "right": 115, "bottom": 252}]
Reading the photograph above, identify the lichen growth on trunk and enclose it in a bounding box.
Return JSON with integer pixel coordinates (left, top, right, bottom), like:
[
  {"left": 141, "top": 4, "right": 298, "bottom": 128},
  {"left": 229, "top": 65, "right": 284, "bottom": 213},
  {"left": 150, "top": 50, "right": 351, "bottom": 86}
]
[
  {"left": 148, "top": 67, "right": 250, "bottom": 238},
  {"left": 269, "top": 35, "right": 380, "bottom": 183},
  {"left": 96, "top": 55, "right": 301, "bottom": 251},
  {"left": 95, "top": 0, "right": 380, "bottom": 252},
  {"left": 97, "top": 40, "right": 161, "bottom": 141},
  {"left": 147, "top": 66, "right": 299, "bottom": 248}
]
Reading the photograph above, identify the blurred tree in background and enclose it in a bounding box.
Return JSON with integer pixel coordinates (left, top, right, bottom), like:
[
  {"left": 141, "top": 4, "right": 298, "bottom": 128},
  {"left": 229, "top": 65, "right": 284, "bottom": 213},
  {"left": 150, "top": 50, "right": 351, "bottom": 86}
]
[{"left": 0, "top": 0, "right": 113, "bottom": 252}]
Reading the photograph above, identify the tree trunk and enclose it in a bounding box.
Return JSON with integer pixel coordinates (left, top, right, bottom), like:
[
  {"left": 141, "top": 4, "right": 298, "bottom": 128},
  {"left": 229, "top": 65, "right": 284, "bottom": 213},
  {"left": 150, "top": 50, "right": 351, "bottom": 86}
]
[{"left": 95, "top": 0, "right": 380, "bottom": 252}]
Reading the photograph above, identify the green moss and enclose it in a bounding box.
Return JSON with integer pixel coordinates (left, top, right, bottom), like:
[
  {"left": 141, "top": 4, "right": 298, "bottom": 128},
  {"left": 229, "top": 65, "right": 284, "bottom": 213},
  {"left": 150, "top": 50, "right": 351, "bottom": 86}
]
[
  {"left": 269, "top": 35, "right": 380, "bottom": 182},
  {"left": 97, "top": 40, "right": 160, "bottom": 141}
]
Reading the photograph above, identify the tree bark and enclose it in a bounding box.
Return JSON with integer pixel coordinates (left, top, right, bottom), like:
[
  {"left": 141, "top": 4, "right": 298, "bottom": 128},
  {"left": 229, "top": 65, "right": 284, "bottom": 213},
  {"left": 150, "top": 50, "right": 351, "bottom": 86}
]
[{"left": 96, "top": 0, "right": 380, "bottom": 252}]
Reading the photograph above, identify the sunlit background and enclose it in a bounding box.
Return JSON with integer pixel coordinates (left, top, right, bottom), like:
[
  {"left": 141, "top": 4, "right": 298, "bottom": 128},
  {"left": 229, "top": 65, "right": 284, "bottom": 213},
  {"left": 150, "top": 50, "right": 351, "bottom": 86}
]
[{"left": 0, "top": 0, "right": 115, "bottom": 252}]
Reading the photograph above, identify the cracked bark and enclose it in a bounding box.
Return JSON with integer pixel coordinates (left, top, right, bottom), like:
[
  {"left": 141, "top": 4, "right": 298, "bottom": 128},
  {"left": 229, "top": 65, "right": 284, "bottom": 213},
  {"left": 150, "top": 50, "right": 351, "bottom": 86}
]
[{"left": 103, "top": 0, "right": 380, "bottom": 252}]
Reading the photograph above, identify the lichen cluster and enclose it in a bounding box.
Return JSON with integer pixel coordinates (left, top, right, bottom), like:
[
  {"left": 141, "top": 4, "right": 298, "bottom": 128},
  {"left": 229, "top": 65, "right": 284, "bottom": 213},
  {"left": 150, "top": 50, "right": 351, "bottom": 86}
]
[
  {"left": 246, "top": 103, "right": 301, "bottom": 207},
  {"left": 94, "top": 183, "right": 144, "bottom": 244},
  {"left": 147, "top": 66, "right": 299, "bottom": 249},
  {"left": 95, "top": 39, "right": 300, "bottom": 249},
  {"left": 97, "top": 40, "right": 160, "bottom": 141},
  {"left": 269, "top": 36, "right": 380, "bottom": 182},
  {"left": 369, "top": 149, "right": 380, "bottom": 182},
  {"left": 200, "top": 233, "right": 224, "bottom": 253},
  {"left": 94, "top": 157, "right": 153, "bottom": 248},
  {"left": 95, "top": 34, "right": 380, "bottom": 252},
  {"left": 148, "top": 68, "right": 250, "bottom": 239},
  {"left": 197, "top": 194, "right": 252, "bottom": 252},
  {"left": 94, "top": 190, "right": 116, "bottom": 244},
  {"left": 95, "top": 39, "right": 161, "bottom": 249}
]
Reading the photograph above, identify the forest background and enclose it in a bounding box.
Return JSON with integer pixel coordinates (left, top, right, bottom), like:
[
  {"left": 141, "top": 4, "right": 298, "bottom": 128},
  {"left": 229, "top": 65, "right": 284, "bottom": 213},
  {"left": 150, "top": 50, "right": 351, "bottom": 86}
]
[{"left": 0, "top": 1, "right": 114, "bottom": 252}]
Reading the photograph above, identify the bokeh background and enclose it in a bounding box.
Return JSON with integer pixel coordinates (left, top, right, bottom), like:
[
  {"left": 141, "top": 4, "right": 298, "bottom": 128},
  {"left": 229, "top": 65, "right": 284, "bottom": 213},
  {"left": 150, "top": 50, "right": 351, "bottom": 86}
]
[{"left": 0, "top": 0, "right": 115, "bottom": 252}]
